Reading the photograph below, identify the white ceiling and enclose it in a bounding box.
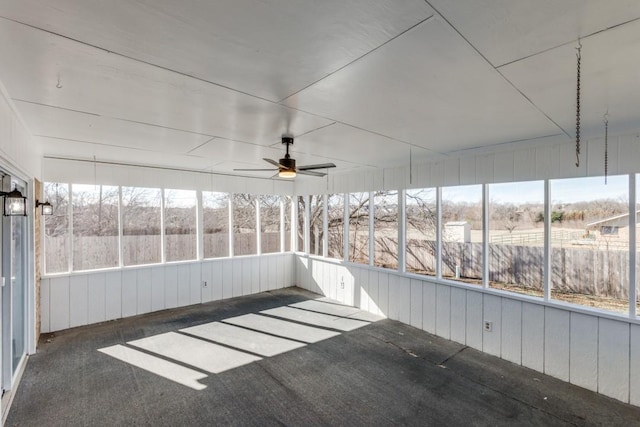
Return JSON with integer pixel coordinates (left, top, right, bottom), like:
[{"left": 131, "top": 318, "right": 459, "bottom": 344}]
[{"left": 0, "top": 0, "right": 639, "bottom": 180}]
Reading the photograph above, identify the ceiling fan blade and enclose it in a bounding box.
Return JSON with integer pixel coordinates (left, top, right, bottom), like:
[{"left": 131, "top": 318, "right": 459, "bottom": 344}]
[
  {"left": 233, "top": 168, "right": 278, "bottom": 171},
  {"left": 297, "top": 169, "right": 326, "bottom": 177},
  {"left": 297, "top": 163, "right": 336, "bottom": 170},
  {"left": 263, "top": 158, "right": 282, "bottom": 167}
]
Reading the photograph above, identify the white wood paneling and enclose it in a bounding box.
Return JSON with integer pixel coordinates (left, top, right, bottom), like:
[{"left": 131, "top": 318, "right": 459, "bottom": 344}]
[
  {"left": 397, "top": 276, "right": 411, "bottom": 325},
  {"left": 260, "top": 257, "right": 269, "bottom": 292},
  {"left": 49, "top": 277, "right": 70, "bottom": 331},
  {"left": 377, "top": 272, "right": 389, "bottom": 317},
  {"left": 450, "top": 287, "right": 466, "bottom": 345},
  {"left": 121, "top": 270, "right": 137, "bottom": 318},
  {"left": 410, "top": 279, "right": 423, "bottom": 329},
  {"left": 465, "top": 291, "right": 483, "bottom": 351},
  {"left": 513, "top": 148, "right": 536, "bottom": 181},
  {"left": 631, "top": 324, "right": 640, "bottom": 407},
  {"left": 222, "top": 260, "right": 233, "bottom": 299},
  {"left": 521, "top": 303, "right": 544, "bottom": 372},
  {"left": 368, "top": 270, "right": 380, "bottom": 316},
  {"left": 569, "top": 313, "right": 598, "bottom": 392},
  {"left": 493, "top": 151, "right": 514, "bottom": 183},
  {"left": 435, "top": 284, "right": 451, "bottom": 339},
  {"left": 164, "top": 265, "right": 178, "bottom": 309},
  {"left": 190, "top": 263, "right": 202, "bottom": 305},
  {"left": 500, "top": 299, "right": 522, "bottom": 365},
  {"left": 176, "top": 264, "right": 191, "bottom": 307},
  {"left": 105, "top": 271, "right": 122, "bottom": 321},
  {"left": 421, "top": 281, "right": 437, "bottom": 334},
  {"left": 359, "top": 269, "right": 370, "bottom": 312},
  {"left": 87, "top": 273, "right": 106, "bottom": 325},
  {"left": 598, "top": 319, "right": 630, "bottom": 402},
  {"left": 241, "top": 258, "right": 253, "bottom": 296},
  {"left": 200, "top": 262, "right": 213, "bottom": 303},
  {"left": 232, "top": 259, "right": 243, "bottom": 297},
  {"left": 136, "top": 268, "right": 152, "bottom": 315},
  {"left": 482, "top": 295, "right": 502, "bottom": 357},
  {"left": 269, "top": 256, "right": 278, "bottom": 291},
  {"left": 544, "top": 307, "right": 570, "bottom": 381},
  {"left": 459, "top": 157, "right": 476, "bottom": 185},
  {"left": 40, "top": 278, "right": 50, "bottom": 333},
  {"left": 250, "top": 258, "right": 260, "bottom": 295},
  {"left": 69, "top": 275, "right": 88, "bottom": 328},
  {"left": 211, "top": 261, "right": 223, "bottom": 301},
  {"left": 151, "top": 266, "right": 165, "bottom": 311}
]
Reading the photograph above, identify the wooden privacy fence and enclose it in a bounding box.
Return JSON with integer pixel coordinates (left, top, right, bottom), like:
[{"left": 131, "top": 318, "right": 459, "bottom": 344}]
[
  {"left": 45, "top": 232, "right": 280, "bottom": 272},
  {"left": 400, "top": 240, "right": 634, "bottom": 298}
]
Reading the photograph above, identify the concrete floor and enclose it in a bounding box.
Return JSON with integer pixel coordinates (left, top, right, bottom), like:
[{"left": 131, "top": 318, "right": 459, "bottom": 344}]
[{"left": 7, "top": 287, "right": 640, "bottom": 426}]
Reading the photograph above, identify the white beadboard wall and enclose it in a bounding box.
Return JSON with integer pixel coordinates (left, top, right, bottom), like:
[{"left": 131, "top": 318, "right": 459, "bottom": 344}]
[
  {"left": 295, "top": 255, "right": 640, "bottom": 407},
  {"left": 294, "top": 132, "right": 640, "bottom": 195},
  {"left": 41, "top": 253, "right": 294, "bottom": 333}
]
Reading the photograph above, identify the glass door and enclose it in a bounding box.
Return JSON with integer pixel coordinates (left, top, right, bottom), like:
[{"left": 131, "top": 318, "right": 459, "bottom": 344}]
[{"left": 1, "top": 179, "right": 28, "bottom": 394}]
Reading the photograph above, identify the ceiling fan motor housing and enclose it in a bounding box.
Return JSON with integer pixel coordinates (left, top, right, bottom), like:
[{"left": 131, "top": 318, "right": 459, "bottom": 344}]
[{"left": 279, "top": 157, "right": 296, "bottom": 170}]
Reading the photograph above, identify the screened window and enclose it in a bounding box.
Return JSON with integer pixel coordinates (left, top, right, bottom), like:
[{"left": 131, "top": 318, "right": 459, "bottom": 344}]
[
  {"left": 72, "top": 184, "right": 119, "bottom": 271},
  {"left": 406, "top": 188, "right": 436, "bottom": 276},
  {"left": 203, "top": 191, "right": 229, "bottom": 258},
  {"left": 348, "top": 192, "right": 369, "bottom": 264},
  {"left": 551, "top": 175, "right": 628, "bottom": 314},
  {"left": 259, "top": 195, "right": 281, "bottom": 254},
  {"left": 233, "top": 194, "right": 257, "bottom": 256},
  {"left": 488, "top": 181, "right": 544, "bottom": 297},
  {"left": 122, "top": 187, "right": 161, "bottom": 266},
  {"left": 164, "top": 189, "right": 197, "bottom": 262},
  {"left": 44, "top": 183, "right": 70, "bottom": 274},
  {"left": 327, "top": 194, "right": 344, "bottom": 260},
  {"left": 373, "top": 191, "right": 398, "bottom": 269},
  {"left": 441, "top": 185, "right": 482, "bottom": 285},
  {"left": 309, "top": 195, "right": 324, "bottom": 256}
]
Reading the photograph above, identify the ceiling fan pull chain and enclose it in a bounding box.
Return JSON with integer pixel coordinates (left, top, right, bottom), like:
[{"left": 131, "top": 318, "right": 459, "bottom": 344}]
[{"left": 575, "top": 40, "right": 582, "bottom": 168}]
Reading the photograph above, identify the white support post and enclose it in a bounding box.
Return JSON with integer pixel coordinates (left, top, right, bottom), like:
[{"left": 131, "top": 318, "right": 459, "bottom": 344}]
[
  {"left": 68, "top": 183, "right": 74, "bottom": 272},
  {"left": 228, "top": 194, "right": 234, "bottom": 258},
  {"left": 322, "top": 194, "right": 328, "bottom": 258},
  {"left": 629, "top": 174, "right": 637, "bottom": 318},
  {"left": 369, "top": 191, "right": 375, "bottom": 266},
  {"left": 436, "top": 187, "right": 442, "bottom": 279},
  {"left": 280, "top": 197, "right": 285, "bottom": 253},
  {"left": 544, "top": 180, "right": 551, "bottom": 302},
  {"left": 398, "top": 189, "right": 406, "bottom": 273},
  {"left": 196, "top": 190, "right": 204, "bottom": 260},
  {"left": 304, "top": 196, "right": 310, "bottom": 254},
  {"left": 160, "top": 188, "right": 166, "bottom": 263},
  {"left": 118, "top": 186, "right": 124, "bottom": 267},
  {"left": 343, "top": 193, "right": 349, "bottom": 262},
  {"left": 256, "top": 197, "right": 262, "bottom": 255},
  {"left": 290, "top": 196, "right": 296, "bottom": 252},
  {"left": 482, "top": 184, "right": 489, "bottom": 289}
]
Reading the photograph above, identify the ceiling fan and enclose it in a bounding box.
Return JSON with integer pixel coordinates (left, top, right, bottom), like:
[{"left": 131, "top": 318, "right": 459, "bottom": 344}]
[{"left": 234, "top": 137, "right": 336, "bottom": 178}]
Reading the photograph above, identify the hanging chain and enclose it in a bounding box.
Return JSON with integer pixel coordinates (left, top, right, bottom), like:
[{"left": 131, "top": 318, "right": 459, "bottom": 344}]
[
  {"left": 575, "top": 41, "right": 582, "bottom": 167},
  {"left": 604, "top": 113, "right": 608, "bottom": 185}
]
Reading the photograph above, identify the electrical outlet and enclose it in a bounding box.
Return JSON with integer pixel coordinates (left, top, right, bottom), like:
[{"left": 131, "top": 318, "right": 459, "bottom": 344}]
[
  {"left": 202, "top": 281, "right": 208, "bottom": 288},
  {"left": 340, "top": 277, "right": 344, "bottom": 289},
  {"left": 484, "top": 320, "right": 493, "bottom": 332}
]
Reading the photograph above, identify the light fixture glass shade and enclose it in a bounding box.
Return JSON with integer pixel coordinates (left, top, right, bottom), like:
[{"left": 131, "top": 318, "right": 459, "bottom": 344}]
[
  {"left": 3, "top": 189, "right": 27, "bottom": 216},
  {"left": 37, "top": 200, "right": 53, "bottom": 215},
  {"left": 278, "top": 169, "right": 296, "bottom": 178}
]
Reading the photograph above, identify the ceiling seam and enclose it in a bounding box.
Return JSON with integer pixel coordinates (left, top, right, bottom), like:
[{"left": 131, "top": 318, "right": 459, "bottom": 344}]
[
  {"left": 495, "top": 15, "right": 640, "bottom": 69},
  {"left": 423, "top": 1, "right": 572, "bottom": 140},
  {"left": 276, "top": 14, "right": 436, "bottom": 104},
  {"left": 187, "top": 137, "right": 217, "bottom": 154},
  {"left": 36, "top": 134, "right": 211, "bottom": 158},
  {"left": 0, "top": 16, "right": 277, "bottom": 104},
  {"left": 14, "top": 98, "right": 218, "bottom": 138}
]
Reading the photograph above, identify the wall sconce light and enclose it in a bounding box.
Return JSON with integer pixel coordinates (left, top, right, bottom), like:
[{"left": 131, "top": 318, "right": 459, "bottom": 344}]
[
  {"left": 1, "top": 188, "right": 27, "bottom": 216},
  {"left": 36, "top": 200, "right": 53, "bottom": 216}
]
